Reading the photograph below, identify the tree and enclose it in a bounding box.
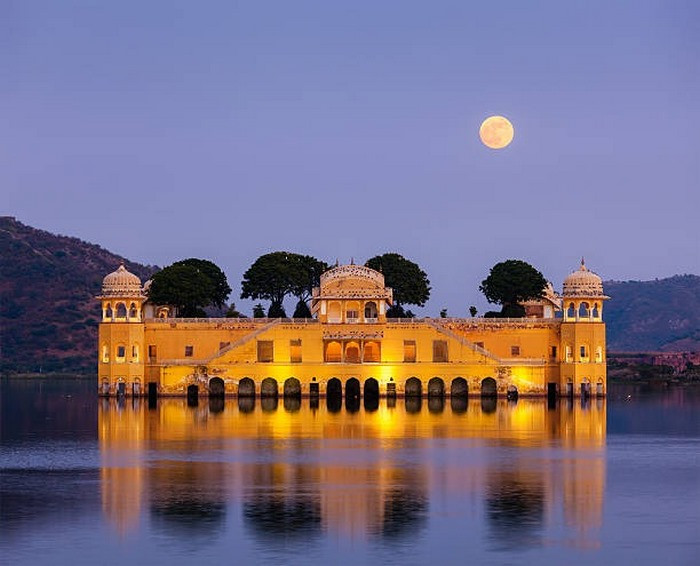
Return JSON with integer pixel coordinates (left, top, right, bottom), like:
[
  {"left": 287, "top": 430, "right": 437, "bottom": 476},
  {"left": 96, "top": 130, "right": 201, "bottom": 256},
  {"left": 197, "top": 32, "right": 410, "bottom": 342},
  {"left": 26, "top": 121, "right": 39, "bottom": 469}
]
[
  {"left": 479, "top": 260, "right": 547, "bottom": 318},
  {"left": 148, "top": 258, "right": 231, "bottom": 318},
  {"left": 225, "top": 303, "right": 246, "bottom": 318},
  {"left": 469, "top": 305, "right": 478, "bottom": 317},
  {"left": 267, "top": 300, "right": 287, "bottom": 318},
  {"left": 293, "top": 299, "right": 312, "bottom": 318},
  {"left": 440, "top": 308, "right": 448, "bottom": 318},
  {"left": 252, "top": 303, "right": 266, "bottom": 318},
  {"left": 365, "top": 253, "right": 431, "bottom": 316},
  {"left": 241, "top": 252, "right": 328, "bottom": 314}
]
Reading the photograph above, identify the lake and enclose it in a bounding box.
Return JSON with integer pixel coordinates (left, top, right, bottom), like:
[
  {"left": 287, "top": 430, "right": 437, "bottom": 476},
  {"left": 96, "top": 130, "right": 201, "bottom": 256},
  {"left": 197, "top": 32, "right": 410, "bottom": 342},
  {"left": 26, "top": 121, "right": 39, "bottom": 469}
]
[{"left": 1, "top": 378, "right": 699, "bottom": 565}]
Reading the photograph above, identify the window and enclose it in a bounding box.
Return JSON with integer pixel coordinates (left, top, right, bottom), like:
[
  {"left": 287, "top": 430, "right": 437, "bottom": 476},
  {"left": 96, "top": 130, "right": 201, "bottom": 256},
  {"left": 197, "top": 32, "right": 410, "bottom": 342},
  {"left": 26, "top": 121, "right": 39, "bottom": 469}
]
[
  {"left": 116, "top": 345, "right": 126, "bottom": 363},
  {"left": 580, "top": 345, "right": 587, "bottom": 358},
  {"left": 580, "top": 345, "right": 590, "bottom": 363},
  {"left": 148, "top": 345, "right": 157, "bottom": 361},
  {"left": 433, "top": 340, "right": 448, "bottom": 363},
  {"left": 116, "top": 303, "right": 127, "bottom": 318},
  {"left": 290, "top": 339, "right": 302, "bottom": 363},
  {"left": 565, "top": 346, "right": 573, "bottom": 363},
  {"left": 567, "top": 303, "right": 576, "bottom": 318},
  {"left": 102, "top": 344, "right": 110, "bottom": 363},
  {"left": 346, "top": 310, "right": 359, "bottom": 321},
  {"left": 595, "top": 346, "right": 603, "bottom": 363},
  {"left": 364, "top": 302, "right": 378, "bottom": 320},
  {"left": 185, "top": 345, "right": 194, "bottom": 357},
  {"left": 131, "top": 344, "right": 139, "bottom": 362},
  {"left": 403, "top": 340, "right": 416, "bottom": 363},
  {"left": 345, "top": 342, "right": 360, "bottom": 363},
  {"left": 257, "top": 340, "right": 273, "bottom": 363},
  {"left": 105, "top": 305, "right": 113, "bottom": 319},
  {"left": 551, "top": 346, "right": 557, "bottom": 359},
  {"left": 511, "top": 345, "right": 521, "bottom": 356},
  {"left": 363, "top": 341, "right": 380, "bottom": 362},
  {"left": 129, "top": 303, "right": 138, "bottom": 319}
]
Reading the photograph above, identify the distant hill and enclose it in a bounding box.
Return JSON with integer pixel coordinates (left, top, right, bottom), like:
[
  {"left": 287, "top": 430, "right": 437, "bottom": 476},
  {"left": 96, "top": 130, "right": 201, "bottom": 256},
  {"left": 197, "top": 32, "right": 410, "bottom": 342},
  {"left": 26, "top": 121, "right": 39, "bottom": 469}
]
[
  {"left": 604, "top": 275, "right": 700, "bottom": 352},
  {"left": 1, "top": 217, "right": 698, "bottom": 373},
  {"left": 0, "top": 217, "right": 156, "bottom": 373}
]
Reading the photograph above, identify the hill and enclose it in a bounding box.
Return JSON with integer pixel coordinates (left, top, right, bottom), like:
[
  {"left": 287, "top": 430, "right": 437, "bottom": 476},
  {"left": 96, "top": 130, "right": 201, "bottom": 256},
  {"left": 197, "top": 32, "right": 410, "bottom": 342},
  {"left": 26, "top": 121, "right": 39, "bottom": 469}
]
[
  {"left": 604, "top": 275, "right": 700, "bottom": 352},
  {"left": 0, "top": 217, "right": 157, "bottom": 373}
]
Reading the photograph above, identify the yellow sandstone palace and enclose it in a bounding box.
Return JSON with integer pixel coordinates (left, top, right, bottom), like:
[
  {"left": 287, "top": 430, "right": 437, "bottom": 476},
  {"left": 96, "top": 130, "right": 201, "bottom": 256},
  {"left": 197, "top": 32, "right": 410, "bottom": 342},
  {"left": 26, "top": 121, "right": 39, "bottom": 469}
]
[{"left": 97, "top": 261, "right": 608, "bottom": 399}]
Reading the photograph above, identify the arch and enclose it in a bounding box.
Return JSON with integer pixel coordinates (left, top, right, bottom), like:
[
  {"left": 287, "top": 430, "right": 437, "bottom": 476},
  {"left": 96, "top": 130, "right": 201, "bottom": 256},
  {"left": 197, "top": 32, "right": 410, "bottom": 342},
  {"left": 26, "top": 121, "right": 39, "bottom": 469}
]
[
  {"left": 115, "top": 344, "right": 126, "bottom": 363},
  {"left": 451, "top": 377, "right": 468, "bottom": 398},
  {"left": 345, "top": 341, "right": 360, "bottom": 364},
  {"left": 325, "top": 341, "right": 342, "bottom": 363},
  {"left": 345, "top": 301, "right": 360, "bottom": 322},
  {"left": 364, "top": 301, "right": 378, "bottom": 320},
  {"left": 105, "top": 304, "right": 113, "bottom": 319},
  {"left": 364, "top": 377, "right": 379, "bottom": 399},
  {"left": 327, "top": 377, "right": 342, "bottom": 397},
  {"left": 187, "top": 384, "right": 199, "bottom": 405},
  {"left": 283, "top": 377, "right": 301, "bottom": 398},
  {"left": 238, "top": 377, "right": 256, "bottom": 398},
  {"left": 131, "top": 343, "right": 140, "bottom": 362},
  {"left": 596, "top": 379, "right": 604, "bottom": 397},
  {"left": 101, "top": 378, "right": 110, "bottom": 395},
  {"left": 345, "top": 377, "right": 361, "bottom": 401},
  {"left": 595, "top": 345, "right": 603, "bottom": 363},
  {"left": 129, "top": 302, "right": 138, "bottom": 319},
  {"left": 115, "top": 302, "right": 127, "bottom": 318},
  {"left": 208, "top": 377, "right": 225, "bottom": 398},
  {"left": 592, "top": 303, "right": 600, "bottom": 318},
  {"left": 363, "top": 341, "right": 380, "bottom": 363},
  {"left": 327, "top": 301, "right": 341, "bottom": 323},
  {"left": 481, "top": 377, "right": 497, "bottom": 398},
  {"left": 567, "top": 303, "right": 576, "bottom": 319},
  {"left": 102, "top": 344, "right": 110, "bottom": 363},
  {"left": 261, "top": 377, "right": 278, "bottom": 398},
  {"left": 428, "top": 377, "right": 445, "bottom": 398},
  {"left": 405, "top": 377, "right": 422, "bottom": 398},
  {"left": 578, "top": 302, "right": 590, "bottom": 318}
]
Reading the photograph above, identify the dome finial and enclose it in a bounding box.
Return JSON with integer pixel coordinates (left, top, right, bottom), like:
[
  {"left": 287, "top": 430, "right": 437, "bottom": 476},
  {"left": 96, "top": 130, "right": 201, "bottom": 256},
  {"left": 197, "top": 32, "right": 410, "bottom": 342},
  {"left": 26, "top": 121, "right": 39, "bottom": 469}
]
[
  {"left": 350, "top": 257, "right": 355, "bottom": 265},
  {"left": 580, "top": 257, "right": 587, "bottom": 271}
]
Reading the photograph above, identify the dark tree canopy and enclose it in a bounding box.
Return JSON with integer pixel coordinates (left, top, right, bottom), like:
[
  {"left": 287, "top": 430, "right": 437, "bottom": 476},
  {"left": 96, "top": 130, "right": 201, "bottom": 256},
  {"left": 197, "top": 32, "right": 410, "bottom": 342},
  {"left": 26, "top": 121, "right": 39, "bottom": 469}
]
[
  {"left": 479, "top": 260, "right": 547, "bottom": 318},
  {"left": 148, "top": 258, "right": 232, "bottom": 318},
  {"left": 267, "top": 300, "right": 287, "bottom": 318},
  {"left": 365, "top": 253, "right": 431, "bottom": 310},
  {"left": 252, "top": 303, "right": 266, "bottom": 318},
  {"left": 293, "top": 299, "right": 312, "bottom": 318},
  {"left": 241, "top": 251, "right": 328, "bottom": 312}
]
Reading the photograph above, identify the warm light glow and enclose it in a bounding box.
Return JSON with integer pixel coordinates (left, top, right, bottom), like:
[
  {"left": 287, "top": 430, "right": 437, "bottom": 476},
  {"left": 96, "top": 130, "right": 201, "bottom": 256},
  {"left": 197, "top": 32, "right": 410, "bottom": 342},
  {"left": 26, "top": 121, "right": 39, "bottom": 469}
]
[{"left": 479, "top": 115, "right": 514, "bottom": 149}]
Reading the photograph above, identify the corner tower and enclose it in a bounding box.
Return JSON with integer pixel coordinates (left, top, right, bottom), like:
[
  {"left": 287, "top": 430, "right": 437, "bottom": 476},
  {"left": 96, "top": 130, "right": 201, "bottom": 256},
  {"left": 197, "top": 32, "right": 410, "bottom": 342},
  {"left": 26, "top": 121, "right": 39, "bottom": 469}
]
[
  {"left": 559, "top": 259, "right": 609, "bottom": 397},
  {"left": 97, "top": 263, "right": 146, "bottom": 396}
]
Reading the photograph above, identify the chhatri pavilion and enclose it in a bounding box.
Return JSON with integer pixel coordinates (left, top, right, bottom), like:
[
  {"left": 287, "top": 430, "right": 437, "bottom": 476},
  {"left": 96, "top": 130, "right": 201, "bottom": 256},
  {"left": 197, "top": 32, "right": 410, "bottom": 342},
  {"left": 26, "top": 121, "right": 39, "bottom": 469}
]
[{"left": 97, "top": 261, "right": 609, "bottom": 399}]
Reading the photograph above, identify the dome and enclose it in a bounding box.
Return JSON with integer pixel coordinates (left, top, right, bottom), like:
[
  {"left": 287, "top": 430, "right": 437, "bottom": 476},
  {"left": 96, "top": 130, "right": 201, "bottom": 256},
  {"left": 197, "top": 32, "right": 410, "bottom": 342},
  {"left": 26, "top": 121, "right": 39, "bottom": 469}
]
[
  {"left": 562, "top": 259, "right": 606, "bottom": 298},
  {"left": 101, "top": 263, "right": 144, "bottom": 297}
]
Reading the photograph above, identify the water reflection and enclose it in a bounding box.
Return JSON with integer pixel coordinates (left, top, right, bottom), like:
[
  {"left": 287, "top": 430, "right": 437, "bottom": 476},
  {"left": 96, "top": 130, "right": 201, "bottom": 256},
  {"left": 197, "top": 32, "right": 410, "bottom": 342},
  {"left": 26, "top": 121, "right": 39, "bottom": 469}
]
[{"left": 98, "top": 397, "right": 606, "bottom": 546}]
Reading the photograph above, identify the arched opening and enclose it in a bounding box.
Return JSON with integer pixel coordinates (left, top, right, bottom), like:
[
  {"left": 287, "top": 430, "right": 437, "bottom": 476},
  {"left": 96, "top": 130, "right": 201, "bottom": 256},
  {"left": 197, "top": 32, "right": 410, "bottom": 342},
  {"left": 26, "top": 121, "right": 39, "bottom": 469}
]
[
  {"left": 451, "top": 377, "right": 468, "bottom": 398},
  {"left": 327, "top": 377, "right": 342, "bottom": 397},
  {"left": 284, "top": 377, "right": 301, "bottom": 398},
  {"left": 327, "top": 302, "right": 341, "bottom": 323},
  {"left": 325, "top": 341, "right": 342, "bottom": 363},
  {"left": 596, "top": 380, "right": 604, "bottom": 397},
  {"left": 346, "top": 377, "right": 361, "bottom": 401},
  {"left": 187, "top": 384, "right": 198, "bottom": 405},
  {"left": 405, "top": 377, "right": 422, "bottom": 398},
  {"left": 428, "top": 377, "right": 445, "bottom": 398},
  {"left": 364, "top": 378, "right": 379, "bottom": 411},
  {"left": 261, "top": 377, "right": 278, "bottom": 398},
  {"left": 592, "top": 303, "right": 600, "bottom": 318},
  {"left": 238, "top": 377, "right": 256, "bottom": 398},
  {"left": 595, "top": 346, "right": 603, "bottom": 363},
  {"left": 115, "top": 303, "right": 127, "bottom": 319},
  {"left": 506, "top": 385, "right": 518, "bottom": 401},
  {"left": 101, "top": 378, "right": 110, "bottom": 396},
  {"left": 345, "top": 301, "right": 360, "bottom": 322},
  {"left": 481, "top": 377, "right": 497, "bottom": 398},
  {"left": 579, "top": 302, "right": 590, "bottom": 318},
  {"left": 208, "top": 377, "right": 225, "bottom": 398},
  {"left": 115, "top": 344, "right": 126, "bottom": 363},
  {"left": 580, "top": 378, "right": 591, "bottom": 398},
  {"left": 364, "top": 301, "right": 378, "bottom": 320},
  {"left": 105, "top": 304, "right": 113, "bottom": 319},
  {"left": 132, "top": 378, "right": 141, "bottom": 397},
  {"left": 131, "top": 344, "right": 140, "bottom": 362},
  {"left": 102, "top": 344, "right": 110, "bottom": 363},
  {"left": 345, "top": 341, "right": 360, "bottom": 364},
  {"left": 363, "top": 341, "right": 380, "bottom": 363},
  {"left": 129, "top": 302, "right": 138, "bottom": 319},
  {"left": 567, "top": 303, "right": 576, "bottom": 319}
]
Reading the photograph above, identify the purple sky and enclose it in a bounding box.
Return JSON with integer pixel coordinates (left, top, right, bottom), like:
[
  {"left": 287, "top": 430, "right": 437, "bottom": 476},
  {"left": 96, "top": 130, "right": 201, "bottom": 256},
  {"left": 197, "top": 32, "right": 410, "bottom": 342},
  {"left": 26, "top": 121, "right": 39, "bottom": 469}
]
[{"left": 2, "top": 1, "right": 698, "bottom": 315}]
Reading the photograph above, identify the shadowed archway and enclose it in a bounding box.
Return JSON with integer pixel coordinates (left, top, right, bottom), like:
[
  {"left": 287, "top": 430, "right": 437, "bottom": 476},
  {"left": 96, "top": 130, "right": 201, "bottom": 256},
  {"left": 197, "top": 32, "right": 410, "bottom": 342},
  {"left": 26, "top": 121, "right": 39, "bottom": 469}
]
[
  {"left": 238, "top": 377, "right": 255, "bottom": 398},
  {"left": 208, "top": 377, "right": 225, "bottom": 398},
  {"left": 481, "top": 377, "right": 497, "bottom": 398},
  {"left": 364, "top": 378, "right": 379, "bottom": 411},
  {"left": 427, "top": 377, "right": 444, "bottom": 398},
  {"left": 261, "top": 378, "right": 278, "bottom": 398},
  {"left": 405, "top": 377, "right": 422, "bottom": 398},
  {"left": 451, "top": 377, "right": 468, "bottom": 398},
  {"left": 284, "top": 377, "right": 301, "bottom": 398}
]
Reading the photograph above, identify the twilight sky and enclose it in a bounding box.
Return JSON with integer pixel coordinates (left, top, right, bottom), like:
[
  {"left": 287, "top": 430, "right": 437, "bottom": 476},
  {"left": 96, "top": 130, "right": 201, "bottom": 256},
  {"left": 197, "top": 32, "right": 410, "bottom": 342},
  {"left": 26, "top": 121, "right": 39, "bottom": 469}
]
[{"left": 2, "top": 1, "right": 698, "bottom": 315}]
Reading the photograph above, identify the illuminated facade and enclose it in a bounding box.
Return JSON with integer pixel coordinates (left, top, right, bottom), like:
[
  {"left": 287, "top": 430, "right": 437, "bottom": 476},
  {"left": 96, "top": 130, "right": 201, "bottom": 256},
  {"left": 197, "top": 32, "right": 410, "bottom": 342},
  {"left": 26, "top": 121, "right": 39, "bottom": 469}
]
[{"left": 97, "top": 260, "right": 609, "bottom": 398}]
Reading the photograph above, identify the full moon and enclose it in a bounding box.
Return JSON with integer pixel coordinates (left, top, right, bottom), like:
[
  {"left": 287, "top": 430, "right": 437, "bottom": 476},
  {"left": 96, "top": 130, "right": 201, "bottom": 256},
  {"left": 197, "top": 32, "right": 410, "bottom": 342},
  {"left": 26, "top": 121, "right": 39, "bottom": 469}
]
[{"left": 479, "top": 115, "right": 514, "bottom": 149}]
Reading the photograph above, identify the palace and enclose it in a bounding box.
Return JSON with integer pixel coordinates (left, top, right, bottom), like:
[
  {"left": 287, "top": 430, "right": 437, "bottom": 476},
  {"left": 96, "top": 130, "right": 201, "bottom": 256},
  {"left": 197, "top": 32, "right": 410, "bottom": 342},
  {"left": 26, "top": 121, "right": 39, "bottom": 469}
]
[{"left": 97, "top": 260, "right": 609, "bottom": 399}]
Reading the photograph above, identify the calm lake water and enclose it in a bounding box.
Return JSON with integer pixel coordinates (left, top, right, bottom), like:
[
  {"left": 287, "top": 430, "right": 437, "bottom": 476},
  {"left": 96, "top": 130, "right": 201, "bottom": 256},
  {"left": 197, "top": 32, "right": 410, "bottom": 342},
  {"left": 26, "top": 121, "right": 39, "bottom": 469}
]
[{"left": 1, "top": 378, "right": 699, "bottom": 565}]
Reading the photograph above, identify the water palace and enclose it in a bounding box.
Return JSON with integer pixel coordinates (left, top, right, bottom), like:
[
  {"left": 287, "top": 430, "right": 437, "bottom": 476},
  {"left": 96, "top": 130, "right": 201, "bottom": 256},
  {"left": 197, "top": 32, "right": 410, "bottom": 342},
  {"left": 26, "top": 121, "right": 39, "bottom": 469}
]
[{"left": 97, "top": 261, "right": 609, "bottom": 400}]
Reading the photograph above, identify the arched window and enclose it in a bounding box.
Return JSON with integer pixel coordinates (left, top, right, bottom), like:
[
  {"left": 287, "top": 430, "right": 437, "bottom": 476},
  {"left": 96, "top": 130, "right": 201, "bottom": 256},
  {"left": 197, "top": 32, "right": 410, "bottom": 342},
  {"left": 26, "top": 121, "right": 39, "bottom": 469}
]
[
  {"left": 592, "top": 303, "right": 600, "bottom": 318},
  {"left": 129, "top": 303, "right": 138, "bottom": 319},
  {"left": 595, "top": 346, "right": 603, "bottom": 363},
  {"left": 102, "top": 344, "right": 110, "bottom": 363},
  {"left": 363, "top": 341, "right": 380, "bottom": 362},
  {"left": 579, "top": 302, "right": 590, "bottom": 318},
  {"left": 565, "top": 345, "right": 573, "bottom": 363},
  {"left": 327, "top": 302, "right": 341, "bottom": 323},
  {"left": 105, "top": 304, "right": 113, "bottom": 319},
  {"left": 345, "top": 301, "right": 360, "bottom": 322},
  {"left": 364, "top": 302, "right": 378, "bottom": 321},
  {"left": 115, "top": 303, "right": 127, "bottom": 319},
  {"left": 116, "top": 344, "right": 126, "bottom": 363},
  {"left": 345, "top": 341, "right": 360, "bottom": 363},
  {"left": 567, "top": 303, "right": 576, "bottom": 319},
  {"left": 131, "top": 344, "right": 139, "bottom": 362},
  {"left": 580, "top": 344, "right": 590, "bottom": 362},
  {"left": 325, "top": 341, "right": 342, "bottom": 363}
]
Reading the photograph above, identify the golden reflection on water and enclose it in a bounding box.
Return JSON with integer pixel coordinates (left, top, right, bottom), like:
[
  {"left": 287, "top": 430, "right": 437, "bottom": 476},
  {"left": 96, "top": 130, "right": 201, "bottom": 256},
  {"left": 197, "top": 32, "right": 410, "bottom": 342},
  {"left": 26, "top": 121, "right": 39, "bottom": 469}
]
[{"left": 99, "top": 397, "right": 605, "bottom": 547}]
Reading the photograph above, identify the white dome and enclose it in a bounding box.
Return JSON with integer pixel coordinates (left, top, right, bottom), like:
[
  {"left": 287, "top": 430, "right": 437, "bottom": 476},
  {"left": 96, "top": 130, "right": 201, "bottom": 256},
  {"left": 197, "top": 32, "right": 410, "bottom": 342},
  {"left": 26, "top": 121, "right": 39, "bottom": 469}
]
[
  {"left": 562, "top": 260, "right": 606, "bottom": 298},
  {"left": 101, "top": 263, "right": 144, "bottom": 298}
]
